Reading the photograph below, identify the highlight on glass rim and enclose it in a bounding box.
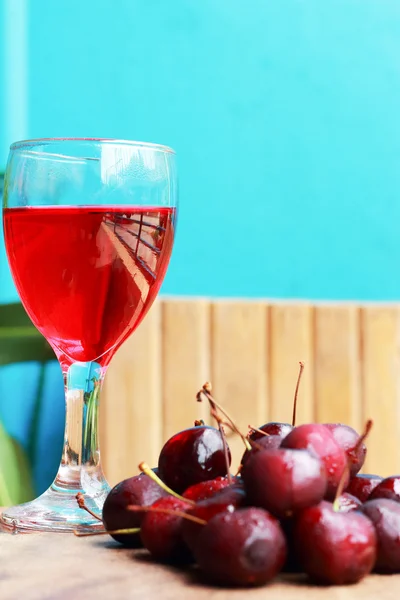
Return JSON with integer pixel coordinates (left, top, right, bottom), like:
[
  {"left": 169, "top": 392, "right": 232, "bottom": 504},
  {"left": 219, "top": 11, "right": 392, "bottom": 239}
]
[{"left": 1, "top": 1, "right": 400, "bottom": 595}]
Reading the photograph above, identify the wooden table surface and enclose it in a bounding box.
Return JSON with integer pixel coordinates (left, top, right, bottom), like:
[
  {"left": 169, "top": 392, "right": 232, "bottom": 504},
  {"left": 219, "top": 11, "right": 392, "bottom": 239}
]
[{"left": 1, "top": 514, "right": 400, "bottom": 600}]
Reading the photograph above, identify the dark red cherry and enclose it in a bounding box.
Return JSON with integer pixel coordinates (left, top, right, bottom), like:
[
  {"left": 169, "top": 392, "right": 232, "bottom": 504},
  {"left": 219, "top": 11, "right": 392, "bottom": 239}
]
[
  {"left": 335, "top": 492, "right": 362, "bottom": 512},
  {"left": 280, "top": 517, "right": 303, "bottom": 573},
  {"left": 182, "top": 484, "right": 246, "bottom": 552},
  {"left": 102, "top": 473, "right": 169, "bottom": 546},
  {"left": 368, "top": 476, "right": 400, "bottom": 503},
  {"left": 158, "top": 426, "right": 231, "bottom": 494},
  {"left": 139, "top": 496, "right": 193, "bottom": 564},
  {"left": 193, "top": 508, "right": 287, "bottom": 586},
  {"left": 182, "top": 476, "right": 232, "bottom": 502},
  {"left": 346, "top": 474, "right": 383, "bottom": 503},
  {"left": 324, "top": 423, "right": 366, "bottom": 477},
  {"left": 281, "top": 423, "right": 348, "bottom": 499},
  {"left": 249, "top": 422, "right": 293, "bottom": 442},
  {"left": 241, "top": 448, "right": 327, "bottom": 518},
  {"left": 280, "top": 493, "right": 361, "bottom": 571},
  {"left": 240, "top": 434, "right": 282, "bottom": 467},
  {"left": 362, "top": 498, "right": 400, "bottom": 573},
  {"left": 293, "top": 500, "right": 377, "bottom": 584}
]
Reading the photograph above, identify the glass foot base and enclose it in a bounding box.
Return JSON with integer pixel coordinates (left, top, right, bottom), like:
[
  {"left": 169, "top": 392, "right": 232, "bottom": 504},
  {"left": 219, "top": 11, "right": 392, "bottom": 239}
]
[{"left": 0, "top": 480, "right": 110, "bottom": 534}]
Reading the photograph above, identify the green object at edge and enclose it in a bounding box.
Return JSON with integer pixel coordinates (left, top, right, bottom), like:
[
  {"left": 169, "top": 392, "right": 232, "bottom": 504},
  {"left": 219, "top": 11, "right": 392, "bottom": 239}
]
[
  {"left": 0, "top": 302, "right": 53, "bottom": 503},
  {"left": 0, "top": 302, "right": 54, "bottom": 366},
  {"left": 0, "top": 421, "right": 35, "bottom": 505}
]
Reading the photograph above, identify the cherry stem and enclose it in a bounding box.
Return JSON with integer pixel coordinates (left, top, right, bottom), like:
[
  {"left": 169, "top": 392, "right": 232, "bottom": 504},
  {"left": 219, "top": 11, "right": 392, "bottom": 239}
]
[
  {"left": 248, "top": 425, "right": 269, "bottom": 437},
  {"left": 139, "top": 462, "right": 195, "bottom": 506},
  {"left": 292, "top": 362, "right": 305, "bottom": 427},
  {"left": 247, "top": 437, "right": 265, "bottom": 452},
  {"left": 194, "top": 419, "right": 205, "bottom": 426},
  {"left": 74, "top": 527, "right": 140, "bottom": 538},
  {"left": 219, "top": 425, "right": 233, "bottom": 485},
  {"left": 210, "top": 407, "right": 253, "bottom": 453},
  {"left": 197, "top": 383, "right": 252, "bottom": 451},
  {"left": 208, "top": 408, "right": 263, "bottom": 453},
  {"left": 204, "top": 404, "right": 232, "bottom": 484},
  {"left": 332, "top": 466, "right": 351, "bottom": 512},
  {"left": 127, "top": 504, "right": 207, "bottom": 526},
  {"left": 75, "top": 493, "right": 103, "bottom": 522},
  {"left": 333, "top": 419, "right": 373, "bottom": 512},
  {"left": 352, "top": 419, "right": 373, "bottom": 456}
]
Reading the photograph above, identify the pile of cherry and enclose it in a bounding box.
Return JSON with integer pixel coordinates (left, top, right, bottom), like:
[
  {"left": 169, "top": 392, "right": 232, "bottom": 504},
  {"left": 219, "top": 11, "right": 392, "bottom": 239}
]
[{"left": 77, "top": 364, "right": 400, "bottom": 587}]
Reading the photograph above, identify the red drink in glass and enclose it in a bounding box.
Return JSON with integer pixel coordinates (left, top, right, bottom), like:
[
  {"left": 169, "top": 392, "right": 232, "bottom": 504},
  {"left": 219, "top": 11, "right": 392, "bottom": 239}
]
[{"left": 3, "top": 206, "right": 175, "bottom": 364}]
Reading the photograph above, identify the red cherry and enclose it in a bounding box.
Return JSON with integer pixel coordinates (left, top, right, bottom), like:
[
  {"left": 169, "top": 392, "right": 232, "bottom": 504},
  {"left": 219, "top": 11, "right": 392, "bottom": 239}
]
[
  {"left": 346, "top": 474, "right": 382, "bottom": 503},
  {"left": 139, "top": 496, "right": 193, "bottom": 563},
  {"left": 241, "top": 448, "right": 327, "bottom": 518},
  {"left": 240, "top": 434, "right": 282, "bottom": 467},
  {"left": 293, "top": 500, "right": 377, "bottom": 584},
  {"left": 324, "top": 423, "right": 366, "bottom": 477},
  {"left": 248, "top": 422, "right": 293, "bottom": 442},
  {"left": 182, "top": 476, "right": 232, "bottom": 502},
  {"left": 102, "top": 472, "right": 169, "bottom": 546},
  {"left": 368, "top": 476, "right": 400, "bottom": 502},
  {"left": 193, "top": 508, "right": 287, "bottom": 586},
  {"left": 182, "top": 484, "right": 246, "bottom": 552},
  {"left": 281, "top": 423, "right": 348, "bottom": 499},
  {"left": 158, "top": 426, "right": 231, "bottom": 494},
  {"left": 334, "top": 492, "right": 362, "bottom": 512},
  {"left": 362, "top": 498, "right": 400, "bottom": 573},
  {"left": 280, "top": 517, "right": 303, "bottom": 573}
]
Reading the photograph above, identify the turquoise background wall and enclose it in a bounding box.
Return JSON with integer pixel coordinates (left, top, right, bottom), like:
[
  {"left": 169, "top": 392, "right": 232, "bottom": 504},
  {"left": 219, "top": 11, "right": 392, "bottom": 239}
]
[
  {"left": 2, "top": 0, "right": 400, "bottom": 302},
  {"left": 1, "top": 0, "right": 400, "bottom": 496}
]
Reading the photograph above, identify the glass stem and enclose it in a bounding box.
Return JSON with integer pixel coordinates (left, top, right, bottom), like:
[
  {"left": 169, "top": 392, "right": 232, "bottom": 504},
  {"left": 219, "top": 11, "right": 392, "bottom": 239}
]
[{"left": 51, "top": 361, "right": 109, "bottom": 508}]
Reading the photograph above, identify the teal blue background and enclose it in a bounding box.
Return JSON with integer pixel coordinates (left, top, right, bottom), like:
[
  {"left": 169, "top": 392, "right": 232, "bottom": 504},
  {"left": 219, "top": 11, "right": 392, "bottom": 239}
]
[
  {"left": 1, "top": 0, "right": 400, "bottom": 493},
  {"left": 2, "top": 0, "right": 400, "bottom": 301}
]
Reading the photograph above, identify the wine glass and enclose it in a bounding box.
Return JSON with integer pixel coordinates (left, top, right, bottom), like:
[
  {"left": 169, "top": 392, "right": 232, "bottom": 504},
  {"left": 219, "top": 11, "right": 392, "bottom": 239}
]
[{"left": 0, "top": 138, "right": 177, "bottom": 532}]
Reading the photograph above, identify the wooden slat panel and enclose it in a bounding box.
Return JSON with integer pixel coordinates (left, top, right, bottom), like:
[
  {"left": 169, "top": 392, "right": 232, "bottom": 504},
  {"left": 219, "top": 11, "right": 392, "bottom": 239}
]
[
  {"left": 211, "top": 301, "right": 268, "bottom": 470},
  {"left": 161, "top": 299, "right": 211, "bottom": 441},
  {"left": 100, "top": 302, "right": 162, "bottom": 486},
  {"left": 314, "top": 305, "right": 361, "bottom": 430},
  {"left": 99, "top": 299, "right": 400, "bottom": 484},
  {"left": 361, "top": 307, "right": 400, "bottom": 475},
  {"left": 269, "top": 304, "right": 314, "bottom": 425}
]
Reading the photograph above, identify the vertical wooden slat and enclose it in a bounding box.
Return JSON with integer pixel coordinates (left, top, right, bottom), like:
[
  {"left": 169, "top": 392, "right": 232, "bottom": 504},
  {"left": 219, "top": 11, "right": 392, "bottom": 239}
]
[
  {"left": 361, "top": 306, "right": 400, "bottom": 475},
  {"left": 211, "top": 301, "right": 268, "bottom": 470},
  {"left": 269, "top": 304, "right": 314, "bottom": 425},
  {"left": 100, "top": 302, "right": 162, "bottom": 487},
  {"left": 314, "top": 305, "right": 361, "bottom": 430},
  {"left": 162, "top": 299, "right": 211, "bottom": 441}
]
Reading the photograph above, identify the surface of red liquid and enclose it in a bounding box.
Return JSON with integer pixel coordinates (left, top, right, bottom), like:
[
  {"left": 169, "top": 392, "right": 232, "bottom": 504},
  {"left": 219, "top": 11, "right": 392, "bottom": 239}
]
[{"left": 3, "top": 206, "right": 175, "bottom": 364}]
